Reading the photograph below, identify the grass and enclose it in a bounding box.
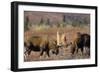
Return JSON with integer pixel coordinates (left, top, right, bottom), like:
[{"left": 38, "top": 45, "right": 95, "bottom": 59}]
[{"left": 24, "top": 25, "right": 90, "bottom": 62}]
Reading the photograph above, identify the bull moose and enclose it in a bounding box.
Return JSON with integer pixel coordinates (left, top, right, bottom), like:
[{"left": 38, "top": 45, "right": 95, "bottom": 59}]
[
  {"left": 24, "top": 36, "right": 59, "bottom": 57},
  {"left": 70, "top": 32, "right": 90, "bottom": 55}
]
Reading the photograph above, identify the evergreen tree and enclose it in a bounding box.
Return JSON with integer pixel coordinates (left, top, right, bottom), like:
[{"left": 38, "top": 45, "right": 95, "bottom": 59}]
[
  {"left": 63, "top": 15, "right": 66, "bottom": 22},
  {"left": 24, "top": 16, "right": 29, "bottom": 31},
  {"left": 40, "top": 17, "right": 44, "bottom": 24},
  {"left": 46, "top": 18, "right": 50, "bottom": 25}
]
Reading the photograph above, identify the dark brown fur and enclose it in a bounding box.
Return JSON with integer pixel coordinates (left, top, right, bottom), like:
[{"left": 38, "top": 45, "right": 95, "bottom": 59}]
[{"left": 70, "top": 32, "right": 90, "bottom": 55}]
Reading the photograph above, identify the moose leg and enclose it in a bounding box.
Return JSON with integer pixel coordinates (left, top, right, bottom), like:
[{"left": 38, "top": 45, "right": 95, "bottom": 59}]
[
  {"left": 56, "top": 49, "right": 59, "bottom": 55},
  {"left": 74, "top": 47, "right": 78, "bottom": 55},
  {"left": 46, "top": 49, "right": 50, "bottom": 57},
  {"left": 74, "top": 43, "right": 78, "bottom": 55},
  {"left": 71, "top": 47, "right": 75, "bottom": 55},
  {"left": 40, "top": 49, "right": 44, "bottom": 56},
  {"left": 27, "top": 49, "right": 31, "bottom": 56},
  {"left": 83, "top": 47, "right": 86, "bottom": 56},
  {"left": 80, "top": 48, "right": 84, "bottom": 56}
]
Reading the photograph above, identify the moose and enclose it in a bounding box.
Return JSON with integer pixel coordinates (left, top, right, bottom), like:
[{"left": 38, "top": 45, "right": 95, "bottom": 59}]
[
  {"left": 70, "top": 32, "right": 90, "bottom": 55},
  {"left": 24, "top": 36, "right": 59, "bottom": 57}
]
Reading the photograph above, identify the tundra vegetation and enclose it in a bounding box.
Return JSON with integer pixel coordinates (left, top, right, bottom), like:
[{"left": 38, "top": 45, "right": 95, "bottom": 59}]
[{"left": 24, "top": 11, "right": 90, "bottom": 62}]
